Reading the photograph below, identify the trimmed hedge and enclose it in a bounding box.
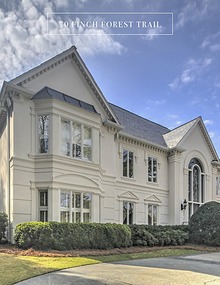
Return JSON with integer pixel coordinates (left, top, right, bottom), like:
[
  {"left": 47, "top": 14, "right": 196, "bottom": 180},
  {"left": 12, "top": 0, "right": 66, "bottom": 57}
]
[
  {"left": 14, "top": 222, "right": 131, "bottom": 250},
  {"left": 0, "top": 213, "right": 8, "bottom": 243},
  {"left": 130, "top": 225, "right": 189, "bottom": 247},
  {"left": 189, "top": 201, "right": 220, "bottom": 246}
]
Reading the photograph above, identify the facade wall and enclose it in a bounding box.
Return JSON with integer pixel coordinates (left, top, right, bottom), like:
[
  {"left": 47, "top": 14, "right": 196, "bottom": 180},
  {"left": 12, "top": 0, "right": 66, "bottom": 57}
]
[{"left": 1, "top": 55, "right": 220, "bottom": 241}]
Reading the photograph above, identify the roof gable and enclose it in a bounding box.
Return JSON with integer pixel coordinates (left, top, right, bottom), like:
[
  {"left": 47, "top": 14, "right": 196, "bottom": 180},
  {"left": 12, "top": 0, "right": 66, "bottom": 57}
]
[
  {"left": 163, "top": 118, "right": 198, "bottom": 148},
  {"left": 10, "top": 46, "right": 119, "bottom": 124},
  {"left": 164, "top": 117, "right": 219, "bottom": 160}
]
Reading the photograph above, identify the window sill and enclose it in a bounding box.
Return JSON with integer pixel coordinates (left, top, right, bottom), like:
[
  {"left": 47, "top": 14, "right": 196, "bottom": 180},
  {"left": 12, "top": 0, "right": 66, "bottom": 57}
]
[
  {"left": 121, "top": 176, "right": 136, "bottom": 182},
  {"left": 146, "top": 181, "right": 159, "bottom": 187}
]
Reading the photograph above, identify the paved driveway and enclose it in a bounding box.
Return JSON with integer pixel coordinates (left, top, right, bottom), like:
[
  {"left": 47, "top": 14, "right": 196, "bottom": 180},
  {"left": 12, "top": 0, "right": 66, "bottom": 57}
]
[{"left": 16, "top": 252, "right": 220, "bottom": 285}]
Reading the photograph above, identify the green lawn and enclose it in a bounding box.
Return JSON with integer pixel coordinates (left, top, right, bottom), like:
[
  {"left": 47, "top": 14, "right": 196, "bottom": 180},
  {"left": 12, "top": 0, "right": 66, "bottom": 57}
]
[{"left": 0, "top": 249, "right": 201, "bottom": 285}]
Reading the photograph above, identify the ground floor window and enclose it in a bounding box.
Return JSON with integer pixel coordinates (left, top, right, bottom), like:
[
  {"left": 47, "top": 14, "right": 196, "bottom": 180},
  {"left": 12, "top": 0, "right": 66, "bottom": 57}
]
[
  {"left": 188, "top": 158, "right": 204, "bottom": 219},
  {"left": 123, "top": 201, "right": 134, "bottom": 225},
  {"left": 39, "top": 190, "right": 48, "bottom": 222},
  {"left": 148, "top": 204, "right": 157, "bottom": 225},
  {"left": 60, "top": 191, "right": 92, "bottom": 223}
]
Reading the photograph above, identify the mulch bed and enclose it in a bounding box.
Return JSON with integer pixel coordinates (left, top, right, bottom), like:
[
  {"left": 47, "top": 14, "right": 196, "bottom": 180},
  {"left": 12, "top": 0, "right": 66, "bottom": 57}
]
[{"left": 0, "top": 244, "right": 219, "bottom": 257}]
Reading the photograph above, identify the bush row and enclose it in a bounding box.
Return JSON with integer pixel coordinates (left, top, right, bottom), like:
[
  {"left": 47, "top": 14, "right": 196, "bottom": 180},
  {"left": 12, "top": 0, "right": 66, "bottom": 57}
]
[
  {"left": 14, "top": 222, "right": 131, "bottom": 250},
  {"left": 0, "top": 213, "right": 8, "bottom": 243},
  {"left": 130, "top": 225, "right": 189, "bottom": 247}
]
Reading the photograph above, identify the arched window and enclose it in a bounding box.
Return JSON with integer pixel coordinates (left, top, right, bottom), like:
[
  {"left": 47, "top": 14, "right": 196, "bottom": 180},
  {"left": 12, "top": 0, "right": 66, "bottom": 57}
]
[{"left": 188, "top": 158, "right": 204, "bottom": 219}]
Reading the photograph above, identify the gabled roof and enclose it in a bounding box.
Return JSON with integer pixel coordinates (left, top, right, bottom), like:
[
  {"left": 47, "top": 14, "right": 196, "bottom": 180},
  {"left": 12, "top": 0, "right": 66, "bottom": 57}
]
[
  {"left": 110, "top": 103, "right": 170, "bottom": 148},
  {"left": 10, "top": 46, "right": 119, "bottom": 124},
  {"left": 32, "top": 86, "right": 97, "bottom": 114},
  {"left": 163, "top": 117, "right": 199, "bottom": 148},
  {"left": 164, "top": 117, "right": 219, "bottom": 160}
]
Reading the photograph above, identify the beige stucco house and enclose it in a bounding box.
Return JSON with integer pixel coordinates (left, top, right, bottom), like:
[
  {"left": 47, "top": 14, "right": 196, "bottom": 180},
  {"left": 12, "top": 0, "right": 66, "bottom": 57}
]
[{"left": 0, "top": 46, "right": 220, "bottom": 241}]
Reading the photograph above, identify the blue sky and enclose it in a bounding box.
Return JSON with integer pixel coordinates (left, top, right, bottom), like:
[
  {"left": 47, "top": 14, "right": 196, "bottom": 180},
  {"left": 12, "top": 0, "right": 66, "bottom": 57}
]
[{"left": 1, "top": 0, "right": 220, "bottom": 154}]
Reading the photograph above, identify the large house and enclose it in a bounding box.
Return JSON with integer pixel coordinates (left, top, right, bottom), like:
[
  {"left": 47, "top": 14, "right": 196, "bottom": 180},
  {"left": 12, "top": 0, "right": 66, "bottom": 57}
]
[{"left": 0, "top": 46, "right": 220, "bottom": 241}]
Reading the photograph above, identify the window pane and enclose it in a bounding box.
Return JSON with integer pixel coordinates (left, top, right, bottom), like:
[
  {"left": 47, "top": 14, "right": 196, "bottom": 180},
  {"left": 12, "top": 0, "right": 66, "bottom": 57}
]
[
  {"left": 148, "top": 205, "right": 152, "bottom": 225},
  {"left": 72, "top": 144, "right": 81, "bottom": 159},
  {"left": 148, "top": 157, "right": 157, "bottom": 183},
  {"left": 129, "top": 202, "right": 133, "bottom": 225},
  {"left": 72, "top": 123, "right": 81, "bottom": 158},
  {"left": 83, "top": 146, "right": 92, "bottom": 161},
  {"left": 40, "top": 191, "right": 48, "bottom": 206},
  {"left": 188, "top": 170, "right": 192, "bottom": 201},
  {"left": 60, "top": 211, "right": 69, "bottom": 222},
  {"left": 123, "top": 202, "right": 128, "bottom": 224},
  {"left": 83, "top": 193, "right": 91, "bottom": 209},
  {"left": 39, "top": 115, "right": 49, "bottom": 153},
  {"left": 76, "top": 212, "right": 81, "bottom": 223},
  {"left": 40, "top": 211, "right": 48, "bottom": 222},
  {"left": 153, "top": 158, "right": 157, "bottom": 182},
  {"left": 83, "top": 212, "right": 90, "bottom": 223},
  {"left": 148, "top": 157, "right": 152, "bottom": 182},
  {"left": 129, "top": 152, "right": 134, "bottom": 178},
  {"left": 60, "top": 119, "right": 70, "bottom": 156},
  {"left": 60, "top": 192, "right": 70, "bottom": 208},
  {"left": 72, "top": 212, "right": 81, "bottom": 223},
  {"left": 75, "top": 193, "right": 81, "bottom": 208},
  {"left": 193, "top": 166, "right": 199, "bottom": 202},
  {"left": 83, "top": 126, "right": 91, "bottom": 146},
  {"left": 153, "top": 205, "right": 157, "bottom": 225},
  {"left": 123, "top": 150, "right": 128, "bottom": 177}
]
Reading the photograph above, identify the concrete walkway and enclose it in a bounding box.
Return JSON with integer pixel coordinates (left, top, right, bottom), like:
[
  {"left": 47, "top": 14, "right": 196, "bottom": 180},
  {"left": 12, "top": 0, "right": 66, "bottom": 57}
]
[{"left": 16, "top": 252, "right": 220, "bottom": 285}]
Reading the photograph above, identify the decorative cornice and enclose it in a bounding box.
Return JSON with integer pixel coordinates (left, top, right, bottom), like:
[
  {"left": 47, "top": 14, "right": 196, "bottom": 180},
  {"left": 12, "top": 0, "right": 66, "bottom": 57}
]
[
  {"left": 117, "top": 133, "right": 168, "bottom": 154},
  {"left": 19, "top": 55, "right": 72, "bottom": 87},
  {"left": 198, "top": 120, "right": 219, "bottom": 160}
]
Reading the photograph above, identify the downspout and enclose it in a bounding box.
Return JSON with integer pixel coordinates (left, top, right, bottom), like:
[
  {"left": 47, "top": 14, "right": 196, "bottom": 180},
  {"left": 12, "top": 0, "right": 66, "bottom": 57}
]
[{"left": 6, "top": 96, "right": 12, "bottom": 242}]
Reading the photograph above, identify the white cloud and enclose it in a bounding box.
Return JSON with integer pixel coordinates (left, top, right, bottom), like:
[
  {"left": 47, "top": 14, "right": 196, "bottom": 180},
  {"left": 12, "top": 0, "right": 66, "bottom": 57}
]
[
  {"left": 209, "top": 132, "right": 215, "bottom": 138},
  {"left": 169, "top": 57, "right": 213, "bottom": 90},
  {"left": 204, "top": 119, "right": 213, "bottom": 125},
  {"left": 176, "top": 0, "right": 218, "bottom": 29},
  {"left": 0, "top": 0, "right": 126, "bottom": 86}
]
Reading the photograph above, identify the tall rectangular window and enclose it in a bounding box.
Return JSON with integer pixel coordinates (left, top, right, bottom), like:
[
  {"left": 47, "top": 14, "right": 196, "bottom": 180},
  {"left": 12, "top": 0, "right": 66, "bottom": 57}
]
[
  {"left": 148, "top": 157, "right": 157, "bottom": 182},
  {"left": 60, "top": 191, "right": 92, "bottom": 223},
  {"left": 38, "top": 115, "right": 49, "bottom": 154},
  {"left": 123, "top": 149, "right": 134, "bottom": 178},
  {"left": 60, "top": 118, "right": 92, "bottom": 161},
  {"left": 60, "top": 119, "right": 71, "bottom": 156},
  {"left": 123, "top": 201, "right": 134, "bottom": 225},
  {"left": 148, "top": 205, "right": 157, "bottom": 225},
  {"left": 39, "top": 190, "right": 48, "bottom": 222}
]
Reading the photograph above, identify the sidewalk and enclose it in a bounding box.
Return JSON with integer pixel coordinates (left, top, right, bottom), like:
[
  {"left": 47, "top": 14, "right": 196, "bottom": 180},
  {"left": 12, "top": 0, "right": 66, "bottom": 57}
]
[{"left": 16, "top": 252, "right": 220, "bottom": 285}]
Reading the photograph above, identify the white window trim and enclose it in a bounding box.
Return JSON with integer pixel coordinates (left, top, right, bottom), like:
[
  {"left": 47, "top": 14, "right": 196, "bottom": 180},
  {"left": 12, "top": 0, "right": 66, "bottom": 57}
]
[
  {"left": 59, "top": 190, "right": 92, "bottom": 223},
  {"left": 147, "top": 156, "right": 158, "bottom": 183},
  {"left": 60, "top": 117, "right": 93, "bottom": 162},
  {"left": 37, "top": 114, "right": 49, "bottom": 154},
  {"left": 145, "top": 203, "right": 160, "bottom": 225},
  {"left": 122, "top": 148, "right": 135, "bottom": 179}
]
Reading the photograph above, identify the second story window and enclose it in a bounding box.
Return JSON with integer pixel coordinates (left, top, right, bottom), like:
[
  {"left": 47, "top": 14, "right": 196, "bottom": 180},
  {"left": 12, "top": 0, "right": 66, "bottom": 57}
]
[
  {"left": 38, "top": 115, "right": 49, "bottom": 154},
  {"left": 123, "top": 149, "right": 134, "bottom": 178},
  {"left": 60, "top": 118, "right": 92, "bottom": 161},
  {"left": 148, "top": 157, "right": 157, "bottom": 182}
]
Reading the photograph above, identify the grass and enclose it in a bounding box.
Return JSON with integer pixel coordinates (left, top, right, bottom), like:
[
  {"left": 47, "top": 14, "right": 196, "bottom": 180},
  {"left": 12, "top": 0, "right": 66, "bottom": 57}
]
[{"left": 0, "top": 248, "right": 202, "bottom": 285}]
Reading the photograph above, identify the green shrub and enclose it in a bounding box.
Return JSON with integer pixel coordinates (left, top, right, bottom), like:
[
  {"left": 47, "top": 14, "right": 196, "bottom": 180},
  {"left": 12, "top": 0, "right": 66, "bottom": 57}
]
[
  {"left": 14, "top": 222, "right": 131, "bottom": 250},
  {"left": 130, "top": 225, "right": 189, "bottom": 247},
  {"left": 189, "top": 201, "right": 220, "bottom": 246},
  {"left": 0, "top": 213, "right": 8, "bottom": 243},
  {"left": 14, "top": 222, "right": 53, "bottom": 249}
]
